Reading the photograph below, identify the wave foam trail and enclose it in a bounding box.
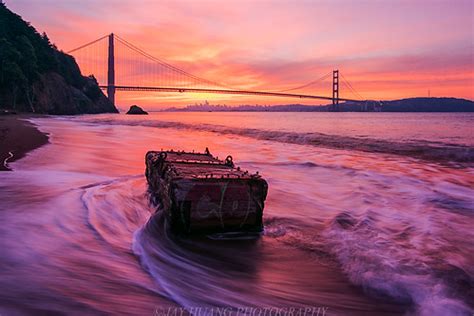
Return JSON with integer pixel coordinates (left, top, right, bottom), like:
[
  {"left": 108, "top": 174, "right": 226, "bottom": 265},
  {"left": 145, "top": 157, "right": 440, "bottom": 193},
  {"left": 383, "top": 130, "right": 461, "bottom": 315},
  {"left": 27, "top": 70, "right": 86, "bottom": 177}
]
[
  {"left": 132, "top": 213, "right": 273, "bottom": 309},
  {"left": 324, "top": 211, "right": 473, "bottom": 315},
  {"left": 81, "top": 176, "right": 153, "bottom": 250},
  {"left": 73, "top": 116, "right": 474, "bottom": 164}
]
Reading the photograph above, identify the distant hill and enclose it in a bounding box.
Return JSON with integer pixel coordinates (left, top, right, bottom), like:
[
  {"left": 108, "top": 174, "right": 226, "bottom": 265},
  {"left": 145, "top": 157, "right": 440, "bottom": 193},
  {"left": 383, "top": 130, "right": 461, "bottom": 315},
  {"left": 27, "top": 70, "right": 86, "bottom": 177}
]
[
  {"left": 0, "top": 4, "right": 118, "bottom": 114},
  {"left": 163, "top": 97, "right": 474, "bottom": 112},
  {"left": 381, "top": 98, "right": 473, "bottom": 112}
]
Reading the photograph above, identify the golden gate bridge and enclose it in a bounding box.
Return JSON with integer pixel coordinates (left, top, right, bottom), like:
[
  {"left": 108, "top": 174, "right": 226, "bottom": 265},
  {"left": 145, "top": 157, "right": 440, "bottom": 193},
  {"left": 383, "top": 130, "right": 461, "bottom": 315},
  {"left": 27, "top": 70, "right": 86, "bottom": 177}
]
[{"left": 68, "top": 33, "right": 365, "bottom": 110}]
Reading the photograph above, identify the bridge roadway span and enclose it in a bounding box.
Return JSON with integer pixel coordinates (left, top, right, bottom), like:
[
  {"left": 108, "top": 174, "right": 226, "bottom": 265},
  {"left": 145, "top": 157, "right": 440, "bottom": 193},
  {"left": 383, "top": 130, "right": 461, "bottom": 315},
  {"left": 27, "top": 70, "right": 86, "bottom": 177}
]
[{"left": 99, "top": 85, "right": 361, "bottom": 102}]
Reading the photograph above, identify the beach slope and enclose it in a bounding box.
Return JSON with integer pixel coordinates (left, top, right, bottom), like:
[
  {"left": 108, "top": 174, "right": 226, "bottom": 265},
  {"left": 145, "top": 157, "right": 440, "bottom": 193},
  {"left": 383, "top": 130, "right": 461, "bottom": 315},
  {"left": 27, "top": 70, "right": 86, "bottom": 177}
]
[{"left": 0, "top": 116, "right": 48, "bottom": 171}]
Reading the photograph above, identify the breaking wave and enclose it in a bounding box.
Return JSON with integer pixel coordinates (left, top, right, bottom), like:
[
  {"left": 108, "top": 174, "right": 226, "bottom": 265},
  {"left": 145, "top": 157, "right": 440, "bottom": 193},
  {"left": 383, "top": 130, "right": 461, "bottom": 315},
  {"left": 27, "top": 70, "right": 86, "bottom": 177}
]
[
  {"left": 260, "top": 211, "right": 474, "bottom": 315},
  {"left": 323, "top": 211, "right": 474, "bottom": 315},
  {"left": 72, "top": 116, "right": 474, "bottom": 164}
]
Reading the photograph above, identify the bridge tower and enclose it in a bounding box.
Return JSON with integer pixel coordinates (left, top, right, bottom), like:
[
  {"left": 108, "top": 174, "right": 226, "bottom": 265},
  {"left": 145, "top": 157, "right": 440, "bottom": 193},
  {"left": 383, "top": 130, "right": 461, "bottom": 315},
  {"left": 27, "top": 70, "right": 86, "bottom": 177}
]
[
  {"left": 332, "top": 69, "right": 339, "bottom": 111},
  {"left": 107, "top": 33, "right": 115, "bottom": 106}
]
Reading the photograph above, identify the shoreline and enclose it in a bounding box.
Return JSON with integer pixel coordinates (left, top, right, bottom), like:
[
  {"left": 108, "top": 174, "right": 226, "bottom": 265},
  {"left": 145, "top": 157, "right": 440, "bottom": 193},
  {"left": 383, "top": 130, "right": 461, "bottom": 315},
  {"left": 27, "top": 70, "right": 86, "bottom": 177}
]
[{"left": 0, "top": 115, "right": 49, "bottom": 171}]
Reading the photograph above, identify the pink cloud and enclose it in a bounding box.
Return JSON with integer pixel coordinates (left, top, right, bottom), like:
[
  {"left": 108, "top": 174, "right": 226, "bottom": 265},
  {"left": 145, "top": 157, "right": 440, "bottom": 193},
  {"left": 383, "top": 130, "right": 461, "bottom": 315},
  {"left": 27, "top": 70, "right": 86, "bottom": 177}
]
[{"left": 6, "top": 0, "right": 474, "bottom": 108}]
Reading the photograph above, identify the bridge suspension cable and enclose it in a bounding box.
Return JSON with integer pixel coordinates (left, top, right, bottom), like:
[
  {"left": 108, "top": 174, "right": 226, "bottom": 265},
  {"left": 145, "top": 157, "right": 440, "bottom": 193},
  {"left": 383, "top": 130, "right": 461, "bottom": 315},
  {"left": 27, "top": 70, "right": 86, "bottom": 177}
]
[
  {"left": 114, "top": 35, "right": 233, "bottom": 89},
  {"left": 66, "top": 33, "right": 364, "bottom": 104},
  {"left": 114, "top": 35, "right": 338, "bottom": 94},
  {"left": 340, "top": 73, "right": 363, "bottom": 100},
  {"left": 275, "top": 72, "right": 332, "bottom": 93},
  {"left": 67, "top": 34, "right": 109, "bottom": 54}
]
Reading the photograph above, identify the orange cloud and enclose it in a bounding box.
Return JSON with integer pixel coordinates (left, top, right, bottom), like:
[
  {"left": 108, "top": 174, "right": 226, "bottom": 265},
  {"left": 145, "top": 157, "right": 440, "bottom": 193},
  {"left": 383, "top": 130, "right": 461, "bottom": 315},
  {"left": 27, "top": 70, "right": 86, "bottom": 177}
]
[{"left": 7, "top": 0, "right": 474, "bottom": 109}]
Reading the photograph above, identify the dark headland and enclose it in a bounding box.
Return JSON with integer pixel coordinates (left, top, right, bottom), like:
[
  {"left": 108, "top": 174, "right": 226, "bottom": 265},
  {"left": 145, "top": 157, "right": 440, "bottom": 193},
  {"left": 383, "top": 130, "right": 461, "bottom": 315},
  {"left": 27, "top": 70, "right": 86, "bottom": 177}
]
[{"left": 0, "top": 3, "right": 118, "bottom": 115}]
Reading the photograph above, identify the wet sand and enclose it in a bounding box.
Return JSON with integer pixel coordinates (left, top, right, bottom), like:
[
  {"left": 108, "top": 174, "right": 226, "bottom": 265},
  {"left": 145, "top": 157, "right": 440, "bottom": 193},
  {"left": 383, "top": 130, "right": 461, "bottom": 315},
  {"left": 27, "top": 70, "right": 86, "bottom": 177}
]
[{"left": 0, "top": 115, "right": 49, "bottom": 171}]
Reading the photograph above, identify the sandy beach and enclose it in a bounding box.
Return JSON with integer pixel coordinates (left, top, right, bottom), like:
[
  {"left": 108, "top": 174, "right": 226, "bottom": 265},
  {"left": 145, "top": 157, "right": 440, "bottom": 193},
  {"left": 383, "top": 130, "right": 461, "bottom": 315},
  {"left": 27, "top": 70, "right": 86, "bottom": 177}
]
[{"left": 0, "top": 115, "right": 49, "bottom": 171}]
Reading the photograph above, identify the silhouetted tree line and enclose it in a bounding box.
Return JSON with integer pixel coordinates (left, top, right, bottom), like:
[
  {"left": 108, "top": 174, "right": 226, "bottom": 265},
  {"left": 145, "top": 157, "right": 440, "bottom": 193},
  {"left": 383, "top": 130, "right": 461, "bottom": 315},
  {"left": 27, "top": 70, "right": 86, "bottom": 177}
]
[{"left": 0, "top": 3, "right": 101, "bottom": 111}]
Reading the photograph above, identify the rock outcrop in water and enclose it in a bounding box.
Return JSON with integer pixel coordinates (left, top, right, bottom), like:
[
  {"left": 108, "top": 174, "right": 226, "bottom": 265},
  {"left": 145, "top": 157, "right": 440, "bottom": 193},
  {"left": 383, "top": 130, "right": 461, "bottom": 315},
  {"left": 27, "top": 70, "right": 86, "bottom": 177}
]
[
  {"left": 0, "top": 4, "right": 118, "bottom": 115},
  {"left": 126, "top": 105, "right": 148, "bottom": 115}
]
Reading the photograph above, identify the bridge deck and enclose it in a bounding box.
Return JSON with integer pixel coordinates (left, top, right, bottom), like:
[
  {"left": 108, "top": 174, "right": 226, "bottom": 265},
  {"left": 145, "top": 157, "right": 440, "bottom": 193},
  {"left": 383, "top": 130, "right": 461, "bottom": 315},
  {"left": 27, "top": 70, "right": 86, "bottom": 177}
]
[{"left": 99, "top": 85, "right": 361, "bottom": 102}]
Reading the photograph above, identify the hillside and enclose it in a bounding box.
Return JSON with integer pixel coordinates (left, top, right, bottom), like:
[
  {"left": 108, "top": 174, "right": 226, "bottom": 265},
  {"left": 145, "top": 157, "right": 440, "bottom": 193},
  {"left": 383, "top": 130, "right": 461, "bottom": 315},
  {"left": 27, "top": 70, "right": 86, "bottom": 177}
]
[
  {"left": 380, "top": 98, "right": 474, "bottom": 112},
  {"left": 0, "top": 4, "right": 118, "bottom": 114}
]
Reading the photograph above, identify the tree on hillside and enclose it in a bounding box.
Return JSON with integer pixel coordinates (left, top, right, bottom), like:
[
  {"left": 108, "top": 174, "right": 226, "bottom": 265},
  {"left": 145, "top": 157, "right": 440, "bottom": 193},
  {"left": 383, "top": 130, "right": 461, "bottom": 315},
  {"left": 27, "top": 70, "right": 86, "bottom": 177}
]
[{"left": 0, "top": 38, "right": 27, "bottom": 109}]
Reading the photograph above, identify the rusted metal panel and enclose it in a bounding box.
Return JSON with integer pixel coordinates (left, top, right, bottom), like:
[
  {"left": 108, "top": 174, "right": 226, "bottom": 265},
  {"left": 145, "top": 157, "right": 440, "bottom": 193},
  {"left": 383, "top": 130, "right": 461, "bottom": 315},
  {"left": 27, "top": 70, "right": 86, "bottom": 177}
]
[{"left": 145, "top": 149, "right": 268, "bottom": 234}]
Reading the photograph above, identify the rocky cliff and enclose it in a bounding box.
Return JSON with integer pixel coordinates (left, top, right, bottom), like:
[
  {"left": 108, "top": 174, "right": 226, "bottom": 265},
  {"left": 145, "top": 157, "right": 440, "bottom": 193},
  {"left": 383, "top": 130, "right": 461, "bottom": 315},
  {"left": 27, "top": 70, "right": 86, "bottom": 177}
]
[
  {"left": 0, "top": 3, "right": 118, "bottom": 114},
  {"left": 31, "top": 73, "right": 117, "bottom": 115}
]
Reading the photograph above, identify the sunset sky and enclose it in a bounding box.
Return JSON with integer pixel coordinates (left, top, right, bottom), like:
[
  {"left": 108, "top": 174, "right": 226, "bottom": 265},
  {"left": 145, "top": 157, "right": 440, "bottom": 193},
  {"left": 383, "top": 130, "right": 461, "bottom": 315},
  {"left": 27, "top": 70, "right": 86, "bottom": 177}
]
[{"left": 7, "top": 0, "right": 474, "bottom": 109}]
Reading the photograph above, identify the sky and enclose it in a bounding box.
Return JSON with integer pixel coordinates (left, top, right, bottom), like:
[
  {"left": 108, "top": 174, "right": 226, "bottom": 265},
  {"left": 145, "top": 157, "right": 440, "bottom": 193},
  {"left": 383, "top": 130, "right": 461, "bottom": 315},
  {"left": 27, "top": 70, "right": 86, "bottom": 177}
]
[{"left": 6, "top": 0, "right": 474, "bottom": 109}]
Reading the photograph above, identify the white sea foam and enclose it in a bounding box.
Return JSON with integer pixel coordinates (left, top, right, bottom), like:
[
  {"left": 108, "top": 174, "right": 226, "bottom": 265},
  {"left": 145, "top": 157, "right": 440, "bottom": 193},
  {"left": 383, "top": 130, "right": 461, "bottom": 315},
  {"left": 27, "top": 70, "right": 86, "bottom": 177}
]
[
  {"left": 71, "top": 115, "right": 474, "bottom": 164},
  {"left": 324, "top": 211, "right": 473, "bottom": 315}
]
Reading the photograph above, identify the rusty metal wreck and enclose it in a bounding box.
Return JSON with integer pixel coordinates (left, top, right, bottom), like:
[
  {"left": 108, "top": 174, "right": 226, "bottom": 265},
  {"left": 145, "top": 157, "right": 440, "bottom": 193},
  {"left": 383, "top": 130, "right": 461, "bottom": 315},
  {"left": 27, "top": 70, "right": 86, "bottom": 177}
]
[{"left": 145, "top": 148, "right": 268, "bottom": 235}]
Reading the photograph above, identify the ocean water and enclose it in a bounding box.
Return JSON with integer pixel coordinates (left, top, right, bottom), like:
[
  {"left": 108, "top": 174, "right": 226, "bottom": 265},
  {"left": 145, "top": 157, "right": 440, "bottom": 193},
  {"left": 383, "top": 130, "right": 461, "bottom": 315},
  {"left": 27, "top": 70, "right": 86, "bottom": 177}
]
[{"left": 0, "top": 112, "right": 473, "bottom": 315}]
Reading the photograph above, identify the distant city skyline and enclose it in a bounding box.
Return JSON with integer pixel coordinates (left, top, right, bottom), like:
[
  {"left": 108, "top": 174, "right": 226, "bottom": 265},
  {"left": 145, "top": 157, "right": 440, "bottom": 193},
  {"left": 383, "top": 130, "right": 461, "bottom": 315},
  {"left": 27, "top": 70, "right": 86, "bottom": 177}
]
[{"left": 6, "top": 0, "right": 474, "bottom": 108}]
